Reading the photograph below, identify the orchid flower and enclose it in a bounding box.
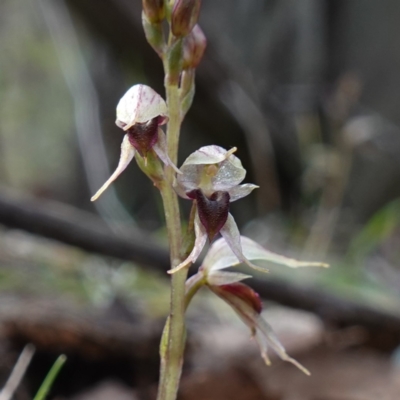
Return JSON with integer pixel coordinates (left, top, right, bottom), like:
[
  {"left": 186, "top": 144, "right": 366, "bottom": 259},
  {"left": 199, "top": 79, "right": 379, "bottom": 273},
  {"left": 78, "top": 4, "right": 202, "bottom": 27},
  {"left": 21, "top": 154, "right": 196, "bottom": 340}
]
[
  {"left": 169, "top": 145, "right": 259, "bottom": 273},
  {"left": 91, "top": 84, "right": 180, "bottom": 202},
  {"left": 186, "top": 235, "right": 329, "bottom": 374}
]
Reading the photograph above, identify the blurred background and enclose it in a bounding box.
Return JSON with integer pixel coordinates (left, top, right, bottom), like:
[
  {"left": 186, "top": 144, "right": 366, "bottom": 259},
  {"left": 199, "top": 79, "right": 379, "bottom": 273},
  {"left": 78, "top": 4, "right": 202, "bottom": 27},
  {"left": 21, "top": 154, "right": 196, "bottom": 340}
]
[{"left": 2, "top": 0, "right": 400, "bottom": 399}]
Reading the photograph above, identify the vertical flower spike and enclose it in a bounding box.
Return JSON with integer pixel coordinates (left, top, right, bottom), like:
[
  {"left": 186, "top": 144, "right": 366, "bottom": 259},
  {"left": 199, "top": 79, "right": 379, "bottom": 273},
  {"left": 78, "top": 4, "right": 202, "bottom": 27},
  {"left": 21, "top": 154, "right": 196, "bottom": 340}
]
[
  {"left": 91, "top": 84, "right": 180, "bottom": 201},
  {"left": 169, "top": 145, "right": 259, "bottom": 273}
]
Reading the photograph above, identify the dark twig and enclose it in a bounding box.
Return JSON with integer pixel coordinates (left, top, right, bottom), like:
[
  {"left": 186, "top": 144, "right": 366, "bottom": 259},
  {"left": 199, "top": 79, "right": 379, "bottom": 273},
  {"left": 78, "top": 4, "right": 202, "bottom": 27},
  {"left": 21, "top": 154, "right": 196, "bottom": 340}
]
[
  {"left": 1, "top": 189, "right": 400, "bottom": 348},
  {"left": 0, "top": 189, "right": 169, "bottom": 271}
]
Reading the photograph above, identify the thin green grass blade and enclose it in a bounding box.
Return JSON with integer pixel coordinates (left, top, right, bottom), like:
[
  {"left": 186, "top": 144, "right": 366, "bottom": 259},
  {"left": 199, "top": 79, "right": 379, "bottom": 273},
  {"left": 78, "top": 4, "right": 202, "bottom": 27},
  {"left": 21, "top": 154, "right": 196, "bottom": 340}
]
[{"left": 33, "top": 355, "right": 67, "bottom": 400}]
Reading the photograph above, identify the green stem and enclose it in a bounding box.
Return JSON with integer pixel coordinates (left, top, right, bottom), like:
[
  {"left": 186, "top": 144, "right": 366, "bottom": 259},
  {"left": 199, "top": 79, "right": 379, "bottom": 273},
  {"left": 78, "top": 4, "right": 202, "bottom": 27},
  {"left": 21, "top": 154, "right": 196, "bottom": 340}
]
[{"left": 157, "top": 81, "right": 187, "bottom": 400}]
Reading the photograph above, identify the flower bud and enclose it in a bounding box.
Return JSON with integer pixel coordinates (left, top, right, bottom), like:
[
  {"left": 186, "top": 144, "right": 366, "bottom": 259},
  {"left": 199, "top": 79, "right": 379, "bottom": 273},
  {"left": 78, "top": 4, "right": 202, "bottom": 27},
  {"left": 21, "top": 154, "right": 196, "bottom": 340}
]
[
  {"left": 171, "top": 0, "right": 201, "bottom": 37},
  {"left": 182, "top": 25, "right": 206, "bottom": 69},
  {"left": 142, "top": 0, "right": 165, "bottom": 23},
  {"left": 142, "top": 12, "right": 165, "bottom": 56}
]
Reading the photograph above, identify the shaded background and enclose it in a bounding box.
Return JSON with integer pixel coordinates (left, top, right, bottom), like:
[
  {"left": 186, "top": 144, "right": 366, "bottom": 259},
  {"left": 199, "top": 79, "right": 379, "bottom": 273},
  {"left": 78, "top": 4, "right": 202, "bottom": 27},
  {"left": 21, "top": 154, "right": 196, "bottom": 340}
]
[{"left": 2, "top": 1, "right": 400, "bottom": 399}]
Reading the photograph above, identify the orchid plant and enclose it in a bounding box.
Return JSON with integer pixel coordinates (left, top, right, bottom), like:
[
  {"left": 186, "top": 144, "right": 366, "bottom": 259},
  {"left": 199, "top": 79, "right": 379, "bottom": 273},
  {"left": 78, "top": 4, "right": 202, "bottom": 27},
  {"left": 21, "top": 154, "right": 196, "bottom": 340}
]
[{"left": 91, "top": 1, "right": 328, "bottom": 399}]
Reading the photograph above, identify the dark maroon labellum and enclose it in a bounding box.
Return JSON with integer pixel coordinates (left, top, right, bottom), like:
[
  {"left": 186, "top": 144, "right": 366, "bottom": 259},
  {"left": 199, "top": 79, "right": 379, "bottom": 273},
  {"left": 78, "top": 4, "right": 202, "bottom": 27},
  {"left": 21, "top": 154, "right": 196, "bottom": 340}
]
[
  {"left": 189, "top": 189, "right": 230, "bottom": 241},
  {"left": 126, "top": 117, "right": 159, "bottom": 157}
]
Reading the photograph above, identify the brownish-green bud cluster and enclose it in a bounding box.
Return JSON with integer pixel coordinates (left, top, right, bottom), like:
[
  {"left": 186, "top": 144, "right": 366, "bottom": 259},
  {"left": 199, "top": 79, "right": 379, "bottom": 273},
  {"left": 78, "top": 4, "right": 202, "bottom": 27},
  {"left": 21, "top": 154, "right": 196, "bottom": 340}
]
[
  {"left": 142, "top": 0, "right": 165, "bottom": 23},
  {"left": 171, "top": 0, "right": 201, "bottom": 37}
]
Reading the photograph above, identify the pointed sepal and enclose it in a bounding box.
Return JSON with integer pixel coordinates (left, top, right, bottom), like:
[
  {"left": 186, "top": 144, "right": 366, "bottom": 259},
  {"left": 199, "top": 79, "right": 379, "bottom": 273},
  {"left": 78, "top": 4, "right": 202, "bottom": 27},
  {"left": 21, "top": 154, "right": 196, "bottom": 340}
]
[
  {"left": 209, "top": 282, "right": 310, "bottom": 375},
  {"left": 168, "top": 212, "right": 207, "bottom": 274},
  {"left": 202, "top": 234, "right": 329, "bottom": 274},
  {"left": 91, "top": 135, "right": 135, "bottom": 201},
  {"left": 153, "top": 128, "right": 182, "bottom": 174}
]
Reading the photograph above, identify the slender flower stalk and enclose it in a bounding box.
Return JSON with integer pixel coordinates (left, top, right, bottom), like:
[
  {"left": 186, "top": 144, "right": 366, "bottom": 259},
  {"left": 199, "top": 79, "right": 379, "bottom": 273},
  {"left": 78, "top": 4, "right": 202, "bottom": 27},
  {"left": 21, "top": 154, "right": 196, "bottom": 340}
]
[
  {"left": 89, "top": 2, "right": 328, "bottom": 399},
  {"left": 156, "top": 83, "right": 187, "bottom": 400}
]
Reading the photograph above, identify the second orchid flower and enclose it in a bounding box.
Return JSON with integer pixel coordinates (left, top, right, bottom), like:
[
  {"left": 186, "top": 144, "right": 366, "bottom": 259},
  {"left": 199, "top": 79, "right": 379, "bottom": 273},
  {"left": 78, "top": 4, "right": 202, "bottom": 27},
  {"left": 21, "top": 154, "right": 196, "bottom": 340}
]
[{"left": 170, "top": 145, "right": 259, "bottom": 273}]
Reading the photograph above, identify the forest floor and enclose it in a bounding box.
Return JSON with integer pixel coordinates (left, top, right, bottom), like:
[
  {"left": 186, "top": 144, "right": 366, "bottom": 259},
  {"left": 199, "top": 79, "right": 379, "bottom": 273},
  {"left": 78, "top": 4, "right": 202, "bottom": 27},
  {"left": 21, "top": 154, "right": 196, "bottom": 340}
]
[{"left": 0, "top": 225, "right": 400, "bottom": 400}]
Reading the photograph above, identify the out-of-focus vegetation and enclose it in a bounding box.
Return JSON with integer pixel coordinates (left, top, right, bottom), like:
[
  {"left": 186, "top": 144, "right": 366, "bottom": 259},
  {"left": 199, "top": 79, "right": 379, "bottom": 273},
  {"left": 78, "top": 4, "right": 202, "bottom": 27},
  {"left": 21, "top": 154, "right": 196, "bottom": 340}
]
[
  {"left": 1, "top": 0, "right": 400, "bottom": 313},
  {"left": 0, "top": 1, "right": 74, "bottom": 196},
  {"left": 0, "top": 225, "right": 171, "bottom": 317},
  {"left": 2, "top": 1, "right": 400, "bottom": 399}
]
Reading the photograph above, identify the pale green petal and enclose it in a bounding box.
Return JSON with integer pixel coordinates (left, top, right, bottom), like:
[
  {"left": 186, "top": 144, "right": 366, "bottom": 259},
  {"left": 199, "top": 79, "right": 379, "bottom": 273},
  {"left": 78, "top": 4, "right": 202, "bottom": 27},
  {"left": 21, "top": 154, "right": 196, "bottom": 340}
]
[
  {"left": 181, "top": 145, "right": 231, "bottom": 166},
  {"left": 211, "top": 158, "right": 246, "bottom": 190},
  {"left": 177, "top": 164, "right": 204, "bottom": 192},
  {"left": 202, "top": 236, "right": 239, "bottom": 272},
  {"left": 153, "top": 129, "right": 181, "bottom": 174},
  {"left": 173, "top": 176, "right": 190, "bottom": 199},
  {"left": 207, "top": 271, "right": 252, "bottom": 286},
  {"left": 220, "top": 214, "right": 268, "bottom": 272},
  {"left": 203, "top": 235, "right": 328, "bottom": 273},
  {"left": 177, "top": 146, "right": 252, "bottom": 194},
  {"left": 239, "top": 236, "right": 329, "bottom": 269},
  {"left": 228, "top": 184, "right": 259, "bottom": 202}
]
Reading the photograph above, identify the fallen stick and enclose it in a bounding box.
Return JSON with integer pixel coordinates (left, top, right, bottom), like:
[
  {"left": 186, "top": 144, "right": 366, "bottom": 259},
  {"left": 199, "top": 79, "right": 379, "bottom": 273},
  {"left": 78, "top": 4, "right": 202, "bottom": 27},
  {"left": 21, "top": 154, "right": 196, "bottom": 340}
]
[{"left": 0, "top": 189, "right": 399, "bottom": 348}]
